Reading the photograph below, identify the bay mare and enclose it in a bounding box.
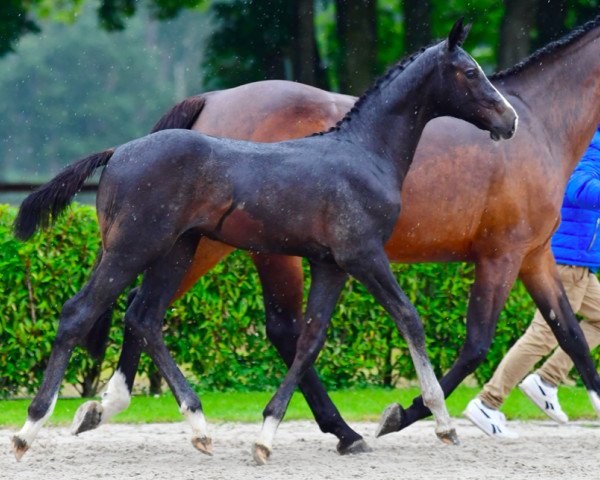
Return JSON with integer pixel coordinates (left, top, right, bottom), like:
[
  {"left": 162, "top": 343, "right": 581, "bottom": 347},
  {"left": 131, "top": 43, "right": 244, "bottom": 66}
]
[
  {"left": 78, "top": 14, "right": 600, "bottom": 449},
  {"left": 12, "top": 22, "right": 517, "bottom": 463}
]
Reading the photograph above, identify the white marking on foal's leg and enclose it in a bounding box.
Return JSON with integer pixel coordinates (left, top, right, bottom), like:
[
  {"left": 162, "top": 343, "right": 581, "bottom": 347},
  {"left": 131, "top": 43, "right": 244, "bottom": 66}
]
[
  {"left": 408, "top": 343, "right": 457, "bottom": 444},
  {"left": 180, "top": 402, "right": 212, "bottom": 455},
  {"left": 100, "top": 370, "right": 131, "bottom": 422},
  {"left": 257, "top": 416, "right": 280, "bottom": 451},
  {"left": 588, "top": 390, "right": 600, "bottom": 417},
  {"left": 13, "top": 393, "right": 58, "bottom": 460},
  {"left": 71, "top": 370, "right": 131, "bottom": 435},
  {"left": 252, "top": 416, "right": 280, "bottom": 465}
]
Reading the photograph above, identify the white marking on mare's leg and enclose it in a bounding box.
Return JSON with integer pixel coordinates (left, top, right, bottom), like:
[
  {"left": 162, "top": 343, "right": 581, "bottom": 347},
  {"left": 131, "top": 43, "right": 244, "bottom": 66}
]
[
  {"left": 100, "top": 370, "right": 131, "bottom": 422},
  {"left": 588, "top": 390, "right": 600, "bottom": 417}
]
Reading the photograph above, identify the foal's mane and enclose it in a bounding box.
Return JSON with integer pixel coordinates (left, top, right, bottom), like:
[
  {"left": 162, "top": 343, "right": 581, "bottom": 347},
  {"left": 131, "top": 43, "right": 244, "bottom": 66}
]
[
  {"left": 311, "top": 41, "right": 437, "bottom": 137},
  {"left": 491, "top": 14, "right": 600, "bottom": 81}
]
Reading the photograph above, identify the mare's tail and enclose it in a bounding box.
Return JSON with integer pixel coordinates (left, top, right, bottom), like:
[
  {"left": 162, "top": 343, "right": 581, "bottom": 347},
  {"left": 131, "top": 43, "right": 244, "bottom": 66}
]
[
  {"left": 13, "top": 95, "right": 207, "bottom": 242},
  {"left": 149, "top": 95, "right": 206, "bottom": 133},
  {"left": 14, "top": 149, "right": 115, "bottom": 241}
]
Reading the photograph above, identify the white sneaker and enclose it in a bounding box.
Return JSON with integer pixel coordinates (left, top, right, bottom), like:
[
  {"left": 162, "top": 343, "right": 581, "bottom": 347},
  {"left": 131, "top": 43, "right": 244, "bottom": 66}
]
[
  {"left": 463, "top": 398, "right": 519, "bottom": 439},
  {"left": 519, "top": 373, "right": 568, "bottom": 424}
]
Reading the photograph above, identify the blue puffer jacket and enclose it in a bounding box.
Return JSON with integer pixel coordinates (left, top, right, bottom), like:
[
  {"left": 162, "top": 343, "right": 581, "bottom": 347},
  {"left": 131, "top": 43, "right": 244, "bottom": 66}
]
[{"left": 552, "top": 125, "right": 600, "bottom": 270}]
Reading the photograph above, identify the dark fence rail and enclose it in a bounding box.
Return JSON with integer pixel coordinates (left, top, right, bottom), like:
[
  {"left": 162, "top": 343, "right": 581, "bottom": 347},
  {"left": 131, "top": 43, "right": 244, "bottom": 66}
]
[{"left": 0, "top": 183, "right": 99, "bottom": 193}]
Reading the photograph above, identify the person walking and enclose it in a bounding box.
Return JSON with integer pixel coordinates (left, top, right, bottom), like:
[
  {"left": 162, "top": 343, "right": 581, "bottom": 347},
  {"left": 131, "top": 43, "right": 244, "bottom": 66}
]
[{"left": 464, "top": 124, "right": 600, "bottom": 438}]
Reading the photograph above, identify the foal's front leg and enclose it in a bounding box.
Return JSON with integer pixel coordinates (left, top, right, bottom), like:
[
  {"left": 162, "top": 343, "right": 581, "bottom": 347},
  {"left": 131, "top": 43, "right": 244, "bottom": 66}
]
[
  {"left": 253, "top": 261, "right": 347, "bottom": 465},
  {"left": 340, "top": 247, "right": 457, "bottom": 445}
]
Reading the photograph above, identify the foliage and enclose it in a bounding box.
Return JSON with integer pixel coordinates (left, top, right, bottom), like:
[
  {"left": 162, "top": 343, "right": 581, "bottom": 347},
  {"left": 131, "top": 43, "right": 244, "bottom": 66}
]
[
  {"left": 3, "top": 204, "right": 598, "bottom": 398},
  {"left": 0, "top": 4, "right": 207, "bottom": 183}
]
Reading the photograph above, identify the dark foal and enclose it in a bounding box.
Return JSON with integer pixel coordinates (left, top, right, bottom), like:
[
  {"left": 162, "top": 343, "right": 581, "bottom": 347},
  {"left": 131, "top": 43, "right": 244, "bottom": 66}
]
[
  {"left": 83, "top": 14, "right": 600, "bottom": 448},
  {"left": 13, "top": 20, "right": 516, "bottom": 463}
]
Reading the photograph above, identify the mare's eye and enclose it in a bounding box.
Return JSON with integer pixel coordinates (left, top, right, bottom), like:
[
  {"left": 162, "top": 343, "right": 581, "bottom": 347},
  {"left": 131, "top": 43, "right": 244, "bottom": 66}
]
[{"left": 465, "top": 69, "right": 478, "bottom": 79}]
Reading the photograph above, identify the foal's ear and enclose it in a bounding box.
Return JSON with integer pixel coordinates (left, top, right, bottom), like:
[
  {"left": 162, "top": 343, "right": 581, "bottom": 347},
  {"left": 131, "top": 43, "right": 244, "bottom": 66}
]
[{"left": 447, "top": 18, "right": 472, "bottom": 51}]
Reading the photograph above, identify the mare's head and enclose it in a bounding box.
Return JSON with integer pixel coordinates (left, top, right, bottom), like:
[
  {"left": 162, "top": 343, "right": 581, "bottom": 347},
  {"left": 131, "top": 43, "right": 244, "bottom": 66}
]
[{"left": 433, "top": 19, "right": 517, "bottom": 141}]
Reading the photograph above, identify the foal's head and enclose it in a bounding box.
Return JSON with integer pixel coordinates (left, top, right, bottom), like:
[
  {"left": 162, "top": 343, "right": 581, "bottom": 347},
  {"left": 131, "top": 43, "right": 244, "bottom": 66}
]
[{"left": 434, "top": 19, "right": 518, "bottom": 140}]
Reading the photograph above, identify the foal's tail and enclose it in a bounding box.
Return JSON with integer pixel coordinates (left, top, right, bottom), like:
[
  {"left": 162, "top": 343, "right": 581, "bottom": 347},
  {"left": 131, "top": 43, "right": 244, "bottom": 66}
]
[
  {"left": 13, "top": 95, "right": 207, "bottom": 242},
  {"left": 15, "top": 93, "right": 208, "bottom": 360},
  {"left": 14, "top": 149, "right": 115, "bottom": 241}
]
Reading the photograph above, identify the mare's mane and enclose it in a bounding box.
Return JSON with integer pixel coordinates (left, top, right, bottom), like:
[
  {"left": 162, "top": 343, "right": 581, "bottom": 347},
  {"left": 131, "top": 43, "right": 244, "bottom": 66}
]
[{"left": 491, "top": 14, "right": 600, "bottom": 81}]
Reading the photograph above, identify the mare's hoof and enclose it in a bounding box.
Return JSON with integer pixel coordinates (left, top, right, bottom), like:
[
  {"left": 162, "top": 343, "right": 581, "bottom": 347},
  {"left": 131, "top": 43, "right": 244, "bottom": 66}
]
[
  {"left": 71, "top": 400, "right": 103, "bottom": 435},
  {"left": 375, "top": 403, "right": 403, "bottom": 438},
  {"left": 252, "top": 442, "right": 271, "bottom": 466},
  {"left": 436, "top": 428, "right": 460, "bottom": 446},
  {"left": 337, "top": 438, "right": 372, "bottom": 455},
  {"left": 11, "top": 435, "right": 29, "bottom": 461},
  {"left": 192, "top": 435, "right": 213, "bottom": 456}
]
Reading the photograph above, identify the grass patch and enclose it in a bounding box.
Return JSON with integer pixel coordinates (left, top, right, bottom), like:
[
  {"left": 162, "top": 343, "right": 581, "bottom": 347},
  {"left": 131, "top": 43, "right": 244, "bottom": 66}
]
[{"left": 0, "top": 385, "right": 596, "bottom": 427}]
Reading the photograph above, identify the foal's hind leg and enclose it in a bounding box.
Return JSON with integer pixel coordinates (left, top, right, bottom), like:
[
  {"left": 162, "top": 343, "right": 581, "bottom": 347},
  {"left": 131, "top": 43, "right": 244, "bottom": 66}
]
[
  {"left": 253, "top": 261, "right": 347, "bottom": 465},
  {"left": 123, "top": 231, "right": 214, "bottom": 454},
  {"left": 253, "top": 253, "right": 369, "bottom": 455},
  {"left": 339, "top": 247, "right": 456, "bottom": 445},
  {"left": 72, "top": 289, "right": 140, "bottom": 435},
  {"left": 73, "top": 239, "right": 236, "bottom": 434},
  {"left": 11, "top": 252, "right": 146, "bottom": 460}
]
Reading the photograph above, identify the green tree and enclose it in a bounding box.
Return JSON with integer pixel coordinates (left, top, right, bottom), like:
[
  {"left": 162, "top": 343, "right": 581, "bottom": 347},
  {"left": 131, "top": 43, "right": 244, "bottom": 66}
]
[{"left": 0, "top": 5, "right": 209, "bottom": 182}]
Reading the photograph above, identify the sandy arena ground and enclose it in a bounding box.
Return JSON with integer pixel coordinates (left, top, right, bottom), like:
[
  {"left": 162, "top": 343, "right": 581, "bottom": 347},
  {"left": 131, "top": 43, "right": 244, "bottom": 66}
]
[{"left": 1, "top": 419, "right": 599, "bottom": 479}]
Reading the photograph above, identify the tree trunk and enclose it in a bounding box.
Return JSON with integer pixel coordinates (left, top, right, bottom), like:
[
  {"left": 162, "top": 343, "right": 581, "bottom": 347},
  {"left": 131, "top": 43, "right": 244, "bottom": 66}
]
[
  {"left": 148, "top": 366, "right": 163, "bottom": 395},
  {"left": 535, "top": 0, "right": 568, "bottom": 49},
  {"left": 335, "top": 0, "right": 378, "bottom": 95},
  {"left": 403, "top": 0, "right": 431, "bottom": 51},
  {"left": 80, "top": 360, "right": 102, "bottom": 398},
  {"left": 290, "top": 0, "right": 318, "bottom": 86},
  {"left": 497, "top": 0, "right": 538, "bottom": 69}
]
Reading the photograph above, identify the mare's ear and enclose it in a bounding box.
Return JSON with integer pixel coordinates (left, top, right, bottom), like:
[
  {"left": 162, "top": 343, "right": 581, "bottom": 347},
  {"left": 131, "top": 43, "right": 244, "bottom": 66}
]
[{"left": 447, "top": 18, "right": 472, "bottom": 50}]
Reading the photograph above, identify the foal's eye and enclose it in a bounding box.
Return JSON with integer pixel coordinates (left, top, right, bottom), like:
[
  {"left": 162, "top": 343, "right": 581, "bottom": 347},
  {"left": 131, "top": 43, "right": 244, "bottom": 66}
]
[{"left": 465, "top": 69, "right": 478, "bottom": 79}]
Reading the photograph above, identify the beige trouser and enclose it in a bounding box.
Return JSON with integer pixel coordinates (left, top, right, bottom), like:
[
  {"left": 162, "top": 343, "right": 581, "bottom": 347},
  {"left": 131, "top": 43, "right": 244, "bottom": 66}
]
[{"left": 479, "top": 264, "right": 600, "bottom": 409}]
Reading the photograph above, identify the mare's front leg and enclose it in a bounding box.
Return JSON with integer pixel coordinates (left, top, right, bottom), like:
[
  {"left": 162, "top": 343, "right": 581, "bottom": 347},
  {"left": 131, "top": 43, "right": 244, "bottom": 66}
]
[
  {"left": 11, "top": 253, "right": 146, "bottom": 460},
  {"left": 252, "top": 253, "right": 369, "bottom": 455},
  {"left": 253, "top": 261, "right": 347, "bottom": 465},
  {"left": 377, "top": 253, "right": 522, "bottom": 436},
  {"left": 519, "top": 247, "right": 600, "bottom": 414},
  {"left": 72, "top": 238, "right": 235, "bottom": 435},
  {"left": 340, "top": 246, "right": 456, "bottom": 444}
]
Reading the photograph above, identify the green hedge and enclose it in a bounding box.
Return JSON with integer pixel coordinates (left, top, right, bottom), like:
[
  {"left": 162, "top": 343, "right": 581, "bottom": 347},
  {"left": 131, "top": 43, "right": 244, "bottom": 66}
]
[{"left": 1, "top": 204, "right": 597, "bottom": 397}]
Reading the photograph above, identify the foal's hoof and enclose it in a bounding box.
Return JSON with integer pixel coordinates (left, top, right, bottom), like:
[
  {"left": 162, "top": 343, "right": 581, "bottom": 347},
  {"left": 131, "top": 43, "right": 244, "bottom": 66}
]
[
  {"left": 337, "top": 438, "right": 373, "bottom": 455},
  {"left": 192, "top": 435, "right": 213, "bottom": 456},
  {"left": 375, "top": 403, "right": 404, "bottom": 438},
  {"left": 11, "top": 435, "right": 29, "bottom": 461},
  {"left": 436, "top": 428, "right": 460, "bottom": 446},
  {"left": 71, "top": 401, "right": 103, "bottom": 435},
  {"left": 252, "top": 442, "right": 271, "bottom": 466}
]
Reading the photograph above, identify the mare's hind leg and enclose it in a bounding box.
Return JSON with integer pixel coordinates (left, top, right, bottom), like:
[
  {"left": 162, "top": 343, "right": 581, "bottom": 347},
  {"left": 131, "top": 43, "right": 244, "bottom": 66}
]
[
  {"left": 252, "top": 253, "right": 368, "bottom": 455},
  {"left": 339, "top": 246, "right": 456, "bottom": 445},
  {"left": 253, "top": 261, "right": 347, "bottom": 465},
  {"left": 123, "top": 231, "right": 214, "bottom": 454},
  {"left": 11, "top": 252, "right": 147, "bottom": 460},
  {"left": 377, "top": 253, "right": 521, "bottom": 436}
]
